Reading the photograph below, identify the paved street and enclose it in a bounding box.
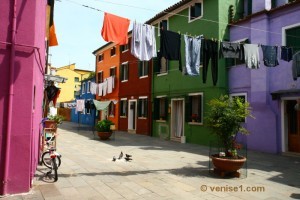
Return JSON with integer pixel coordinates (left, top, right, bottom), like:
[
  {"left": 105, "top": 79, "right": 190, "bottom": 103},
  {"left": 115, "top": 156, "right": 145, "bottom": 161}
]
[{"left": 2, "top": 121, "right": 300, "bottom": 200}]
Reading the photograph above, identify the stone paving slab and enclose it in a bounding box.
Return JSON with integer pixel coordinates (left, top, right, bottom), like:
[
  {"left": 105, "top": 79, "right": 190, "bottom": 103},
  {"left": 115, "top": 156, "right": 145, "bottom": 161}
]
[{"left": 1, "top": 121, "right": 300, "bottom": 200}]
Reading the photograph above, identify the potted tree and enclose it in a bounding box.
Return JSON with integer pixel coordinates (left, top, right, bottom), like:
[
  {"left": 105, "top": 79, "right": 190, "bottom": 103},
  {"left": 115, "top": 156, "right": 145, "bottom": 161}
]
[
  {"left": 95, "top": 119, "right": 114, "bottom": 140},
  {"left": 206, "top": 95, "right": 253, "bottom": 177}
]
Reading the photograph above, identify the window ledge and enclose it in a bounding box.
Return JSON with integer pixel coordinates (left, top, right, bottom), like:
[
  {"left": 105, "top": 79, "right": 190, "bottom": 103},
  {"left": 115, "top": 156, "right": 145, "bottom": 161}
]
[
  {"left": 120, "top": 116, "right": 127, "bottom": 118},
  {"left": 121, "top": 80, "right": 128, "bottom": 83},
  {"left": 157, "top": 73, "right": 168, "bottom": 76},
  {"left": 111, "top": 55, "right": 116, "bottom": 57},
  {"left": 156, "top": 120, "right": 166, "bottom": 122},
  {"left": 139, "top": 75, "right": 148, "bottom": 79},
  {"left": 188, "top": 122, "right": 203, "bottom": 126},
  {"left": 122, "top": 49, "right": 129, "bottom": 53},
  {"left": 188, "top": 16, "right": 203, "bottom": 23},
  {"left": 138, "top": 117, "right": 147, "bottom": 119}
]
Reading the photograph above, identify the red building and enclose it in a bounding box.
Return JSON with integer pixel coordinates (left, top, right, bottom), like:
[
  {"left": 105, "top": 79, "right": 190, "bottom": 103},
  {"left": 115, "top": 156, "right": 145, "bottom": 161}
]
[{"left": 118, "top": 36, "right": 152, "bottom": 135}]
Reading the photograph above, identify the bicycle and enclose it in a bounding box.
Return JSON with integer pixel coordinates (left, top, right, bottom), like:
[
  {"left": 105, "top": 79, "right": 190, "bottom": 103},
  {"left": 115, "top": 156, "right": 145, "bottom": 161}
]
[{"left": 42, "top": 134, "right": 61, "bottom": 182}]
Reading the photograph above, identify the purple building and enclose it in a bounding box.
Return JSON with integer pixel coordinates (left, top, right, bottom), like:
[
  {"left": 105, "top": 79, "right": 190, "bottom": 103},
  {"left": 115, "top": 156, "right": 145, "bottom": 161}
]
[
  {"left": 229, "top": 0, "right": 300, "bottom": 154},
  {"left": 0, "top": 0, "right": 48, "bottom": 195}
]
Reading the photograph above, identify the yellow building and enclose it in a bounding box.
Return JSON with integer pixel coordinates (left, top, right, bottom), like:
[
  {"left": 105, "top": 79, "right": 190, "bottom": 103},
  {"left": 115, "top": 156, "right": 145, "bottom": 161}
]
[{"left": 55, "top": 63, "right": 92, "bottom": 103}]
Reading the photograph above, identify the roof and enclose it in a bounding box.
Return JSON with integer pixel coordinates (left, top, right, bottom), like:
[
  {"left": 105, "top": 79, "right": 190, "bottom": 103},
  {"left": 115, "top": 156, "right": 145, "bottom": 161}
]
[
  {"left": 92, "top": 42, "right": 113, "bottom": 55},
  {"left": 145, "top": 0, "right": 192, "bottom": 24}
]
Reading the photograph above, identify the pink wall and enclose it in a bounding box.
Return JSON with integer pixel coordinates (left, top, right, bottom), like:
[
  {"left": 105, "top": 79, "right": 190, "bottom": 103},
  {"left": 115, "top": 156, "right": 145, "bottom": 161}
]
[{"left": 0, "top": 0, "right": 46, "bottom": 195}]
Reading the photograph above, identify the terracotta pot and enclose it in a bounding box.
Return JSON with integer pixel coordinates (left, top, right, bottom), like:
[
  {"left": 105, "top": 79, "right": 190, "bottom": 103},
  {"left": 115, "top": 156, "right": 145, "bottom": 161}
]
[
  {"left": 44, "top": 120, "right": 57, "bottom": 130},
  {"left": 97, "top": 131, "right": 112, "bottom": 140},
  {"left": 211, "top": 155, "right": 246, "bottom": 172}
]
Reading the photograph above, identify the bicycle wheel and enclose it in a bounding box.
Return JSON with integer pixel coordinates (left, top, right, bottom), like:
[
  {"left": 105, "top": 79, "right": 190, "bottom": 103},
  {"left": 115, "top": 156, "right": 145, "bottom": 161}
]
[
  {"left": 42, "top": 151, "right": 61, "bottom": 169},
  {"left": 52, "top": 158, "right": 58, "bottom": 182}
]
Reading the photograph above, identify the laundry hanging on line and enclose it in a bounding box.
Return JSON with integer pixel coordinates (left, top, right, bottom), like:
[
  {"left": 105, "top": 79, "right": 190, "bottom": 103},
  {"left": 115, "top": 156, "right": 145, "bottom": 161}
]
[
  {"left": 183, "top": 35, "right": 203, "bottom": 76},
  {"left": 101, "top": 12, "right": 130, "bottom": 45}
]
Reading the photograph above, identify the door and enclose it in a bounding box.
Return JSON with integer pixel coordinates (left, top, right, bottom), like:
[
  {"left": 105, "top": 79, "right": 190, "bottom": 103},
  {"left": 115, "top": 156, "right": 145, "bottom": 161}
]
[
  {"left": 171, "top": 99, "right": 184, "bottom": 138},
  {"left": 128, "top": 100, "right": 137, "bottom": 131},
  {"left": 286, "top": 100, "right": 300, "bottom": 153}
]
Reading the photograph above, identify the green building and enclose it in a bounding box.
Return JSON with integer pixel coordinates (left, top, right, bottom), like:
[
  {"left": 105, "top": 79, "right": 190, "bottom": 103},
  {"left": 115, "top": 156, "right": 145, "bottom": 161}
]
[{"left": 146, "top": 0, "right": 243, "bottom": 145}]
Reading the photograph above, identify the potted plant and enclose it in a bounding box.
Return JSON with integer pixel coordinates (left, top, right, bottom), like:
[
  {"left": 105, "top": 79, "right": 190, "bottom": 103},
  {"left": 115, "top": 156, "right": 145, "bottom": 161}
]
[
  {"left": 95, "top": 119, "right": 114, "bottom": 140},
  {"left": 44, "top": 114, "right": 64, "bottom": 130},
  {"left": 206, "top": 95, "right": 253, "bottom": 176}
]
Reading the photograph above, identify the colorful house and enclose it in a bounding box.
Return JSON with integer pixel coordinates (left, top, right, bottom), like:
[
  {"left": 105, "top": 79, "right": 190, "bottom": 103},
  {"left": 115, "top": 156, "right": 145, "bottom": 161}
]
[
  {"left": 93, "top": 43, "right": 120, "bottom": 128},
  {"left": 55, "top": 63, "right": 92, "bottom": 103},
  {"left": 71, "top": 77, "right": 97, "bottom": 127},
  {"left": 0, "top": 0, "right": 48, "bottom": 195},
  {"left": 229, "top": 0, "right": 300, "bottom": 154},
  {"left": 146, "top": 0, "right": 243, "bottom": 144},
  {"left": 118, "top": 36, "right": 153, "bottom": 135}
]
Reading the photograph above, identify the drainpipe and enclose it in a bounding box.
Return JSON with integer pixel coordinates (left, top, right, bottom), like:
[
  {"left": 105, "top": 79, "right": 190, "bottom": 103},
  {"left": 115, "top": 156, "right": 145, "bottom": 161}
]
[{"left": 3, "top": 0, "right": 17, "bottom": 194}]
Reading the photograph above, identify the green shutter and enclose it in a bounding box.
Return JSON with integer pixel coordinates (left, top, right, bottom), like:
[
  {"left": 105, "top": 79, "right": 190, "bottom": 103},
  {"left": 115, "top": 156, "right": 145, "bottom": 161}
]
[
  {"left": 138, "top": 61, "right": 142, "bottom": 77},
  {"left": 145, "top": 61, "right": 149, "bottom": 76},
  {"left": 138, "top": 99, "right": 142, "bottom": 117},
  {"left": 164, "top": 98, "right": 168, "bottom": 121},
  {"left": 120, "top": 65, "right": 123, "bottom": 81},
  {"left": 286, "top": 26, "right": 300, "bottom": 53},
  {"left": 153, "top": 98, "right": 159, "bottom": 120},
  {"left": 185, "top": 96, "right": 191, "bottom": 122},
  {"left": 198, "top": 95, "right": 202, "bottom": 123},
  {"left": 247, "top": 0, "right": 252, "bottom": 15},
  {"left": 145, "top": 99, "right": 148, "bottom": 117}
]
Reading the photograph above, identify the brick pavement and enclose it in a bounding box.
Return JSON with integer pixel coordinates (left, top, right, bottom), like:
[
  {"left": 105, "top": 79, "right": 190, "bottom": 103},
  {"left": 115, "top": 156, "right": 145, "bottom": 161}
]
[{"left": 1, "top": 121, "right": 300, "bottom": 200}]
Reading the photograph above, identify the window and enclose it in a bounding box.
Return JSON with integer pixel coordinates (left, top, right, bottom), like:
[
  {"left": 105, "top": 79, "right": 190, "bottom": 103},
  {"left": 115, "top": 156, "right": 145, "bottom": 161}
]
[
  {"left": 97, "top": 71, "right": 103, "bottom": 83},
  {"left": 74, "top": 91, "right": 77, "bottom": 98},
  {"left": 98, "top": 54, "right": 103, "bottom": 62},
  {"left": 138, "top": 61, "right": 149, "bottom": 77},
  {"left": 74, "top": 77, "right": 79, "bottom": 82},
  {"left": 138, "top": 98, "right": 148, "bottom": 118},
  {"left": 230, "top": 93, "right": 247, "bottom": 122},
  {"left": 110, "top": 67, "right": 116, "bottom": 77},
  {"left": 109, "top": 102, "right": 115, "bottom": 117},
  {"left": 82, "top": 82, "right": 86, "bottom": 94},
  {"left": 153, "top": 55, "right": 169, "bottom": 74},
  {"left": 120, "top": 99, "right": 127, "bottom": 117},
  {"left": 120, "top": 44, "right": 129, "bottom": 52},
  {"left": 87, "top": 81, "right": 91, "bottom": 93},
  {"left": 110, "top": 47, "right": 116, "bottom": 56},
  {"left": 120, "top": 62, "right": 129, "bottom": 81},
  {"left": 186, "top": 93, "right": 203, "bottom": 123},
  {"left": 158, "top": 20, "right": 168, "bottom": 36},
  {"left": 189, "top": 2, "right": 202, "bottom": 21},
  {"left": 154, "top": 97, "right": 168, "bottom": 120},
  {"left": 286, "top": 26, "right": 300, "bottom": 53}
]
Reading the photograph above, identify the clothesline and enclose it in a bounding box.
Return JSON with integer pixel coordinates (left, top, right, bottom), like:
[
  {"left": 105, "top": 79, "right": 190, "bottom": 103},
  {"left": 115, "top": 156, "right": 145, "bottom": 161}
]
[{"left": 58, "top": 0, "right": 300, "bottom": 40}]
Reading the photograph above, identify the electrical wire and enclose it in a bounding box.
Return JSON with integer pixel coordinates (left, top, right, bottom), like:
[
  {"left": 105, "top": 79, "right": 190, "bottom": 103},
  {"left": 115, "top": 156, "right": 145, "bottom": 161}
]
[{"left": 57, "top": 0, "right": 300, "bottom": 39}]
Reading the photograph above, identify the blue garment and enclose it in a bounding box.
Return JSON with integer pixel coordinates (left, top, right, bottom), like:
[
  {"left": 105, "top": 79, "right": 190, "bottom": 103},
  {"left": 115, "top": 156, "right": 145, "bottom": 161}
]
[
  {"left": 184, "top": 35, "right": 202, "bottom": 76},
  {"left": 261, "top": 45, "right": 279, "bottom": 67},
  {"left": 281, "top": 46, "right": 293, "bottom": 62}
]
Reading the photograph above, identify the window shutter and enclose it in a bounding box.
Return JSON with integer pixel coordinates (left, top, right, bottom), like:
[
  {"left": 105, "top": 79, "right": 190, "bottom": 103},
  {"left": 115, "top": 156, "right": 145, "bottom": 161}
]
[
  {"left": 138, "top": 99, "right": 142, "bottom": 117},
  {"left": 164, "top": 98, "right": 168, "bottom": 121},
  {"left": 126, "top": 64, "right": 129, "bottom": 80},
  {"left": 198, "top": 95, "right": 202, "bottom": 123},
  {"left": 194, "top": 3, "right": 202, "bottom": 17},
  {"left": 153, "top": 98, "right": 159, "bottom": 120},
  {"left": 145, "top": 99, "right": 148, "bottom": 117},
  {"left": 120, "top": 101, "right": 123, "bottom": 116},
  {"left": 185, "top": 96, "right": 191, "bottom": 122},
  {"left": 145, "top": 61, "right": 149, "bottom": 76},
  {"left": 138, "top": 61, "right": 142, "bottom": 77},
  {"left": 120, "top": 65, "right": 123, "bottom": 81}
]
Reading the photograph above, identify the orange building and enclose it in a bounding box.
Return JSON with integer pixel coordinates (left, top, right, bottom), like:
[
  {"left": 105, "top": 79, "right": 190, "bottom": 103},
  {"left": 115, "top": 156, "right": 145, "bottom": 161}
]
[{"left": 93, "top": 43, "right": 120, "bottom": 129}]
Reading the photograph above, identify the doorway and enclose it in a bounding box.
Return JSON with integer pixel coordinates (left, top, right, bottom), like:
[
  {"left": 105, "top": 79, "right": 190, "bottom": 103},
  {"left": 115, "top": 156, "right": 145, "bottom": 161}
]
[
  {"left": 171, "top": 99, "right": 184, "bottom": 141},
  {"left": 128, "top": 100, "right": 137, "bottom": 132},
  {"left": 286, "top": 100, "right": 300, "bottom": 153}
]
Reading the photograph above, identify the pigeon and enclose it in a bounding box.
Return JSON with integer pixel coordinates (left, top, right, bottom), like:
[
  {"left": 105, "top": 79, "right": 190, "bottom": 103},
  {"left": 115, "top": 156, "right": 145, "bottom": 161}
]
[
  {"left": 118, "top": 151, "right": 123, "bottom": 160},
  {"left": 112, "top": 156, "right": 116, "bottom": 162},
  {"left": 125, "top": 154, "right": 132, "bottom": 158},
  {"left": 124, "top": 157, "right": 132, "bottom": 162}
]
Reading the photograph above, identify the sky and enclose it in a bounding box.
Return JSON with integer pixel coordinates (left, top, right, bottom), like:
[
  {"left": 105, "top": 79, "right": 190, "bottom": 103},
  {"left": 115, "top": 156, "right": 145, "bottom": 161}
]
[{"left": 49, "top": 0, "right": 180, "bottom": 71}]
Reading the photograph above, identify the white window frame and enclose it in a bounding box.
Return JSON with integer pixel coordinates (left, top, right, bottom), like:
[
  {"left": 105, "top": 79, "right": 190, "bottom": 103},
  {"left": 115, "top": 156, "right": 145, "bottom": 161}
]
[
  {"left": 188, "top": 92, "right": 203, "bottom": 125},
  {"left": 110, "top": 47, "right": 116, "bottom": 57},
  {"left": 139, "top": 61, "right": 149, "bottom": 79},
  {"left": 110, "top": 66, "right": 116, "bottom": 77},
  {"left": 98, "top": 54, "right": 103, "bottom": 62},
  {"left": 121, "top": 44, "right": 129, "bottom": 53},
  {"left": 157, "top": 55, "right": 169, "bottom": 76},
  {"left": 138, "top": 96, "right": 148, "bottom": 119},
  {"left": 188, "top": 1, "right": 203, "bottom": 23},
  {"left": 121, "top": 62, "right": 129, "bottom": 82},
  {"left": 87, "top": 81, "right": 91, "bottom": 93},
  {"left": 97, "top": 71, "right": 103, "bottom": 83},
  {"left": 109, "top": 102, "right": 115, "bottom": 117},
  {"left": 282, "top": 22, "right": 300, "bottom": 46},
  {"left": 82, "top": 82, "right": 86, "bottom": 94},
  {"left": 120, "top": 98, "right": 127, "bottom": 118},
  {"left": 155, "top": 95, "right": 167, "bottom": 122}
]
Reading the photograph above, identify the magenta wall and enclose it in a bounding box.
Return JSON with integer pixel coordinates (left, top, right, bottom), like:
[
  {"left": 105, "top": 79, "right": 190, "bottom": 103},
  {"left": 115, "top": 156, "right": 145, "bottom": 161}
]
[
  {"left": 229, "top": 3, "right": 300, "bottom": 153},
  {"left": 0, "top": 0, "right": 46, "bottom": 195}
]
